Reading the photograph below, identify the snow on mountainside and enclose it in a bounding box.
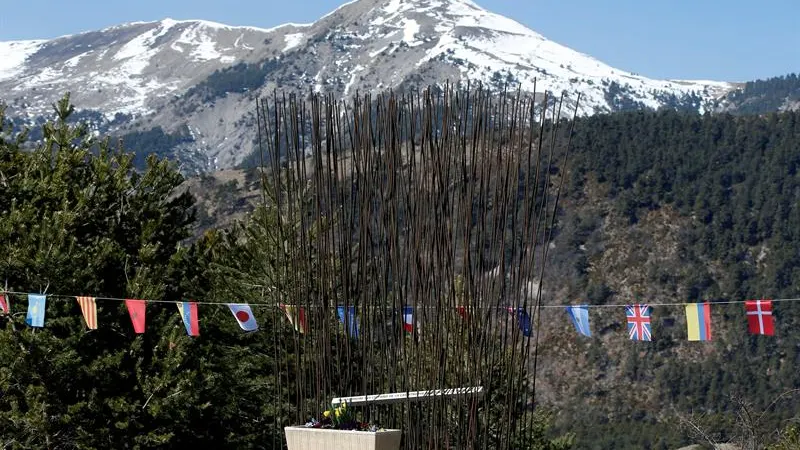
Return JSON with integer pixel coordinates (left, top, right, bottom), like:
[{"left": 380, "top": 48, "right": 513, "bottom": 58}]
[
  {"left": 0, "top": 18, "right": 305, "bottom": 118},
  {"left": 0, "top": 0, "right": 737, "bottom": 171}
]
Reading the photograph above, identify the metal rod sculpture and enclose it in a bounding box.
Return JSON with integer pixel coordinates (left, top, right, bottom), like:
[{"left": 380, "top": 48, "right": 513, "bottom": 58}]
[{"left": 256, "top": 83, "right": 579, "bottom": 449}]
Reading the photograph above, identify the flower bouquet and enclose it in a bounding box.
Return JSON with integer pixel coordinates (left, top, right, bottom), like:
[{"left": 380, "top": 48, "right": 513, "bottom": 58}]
[
  {"left": 284, "top": 402, "right": 401, "bottom": 450},
  {"left": 307, "top": 402, "right": 375, "bottom": 431}
]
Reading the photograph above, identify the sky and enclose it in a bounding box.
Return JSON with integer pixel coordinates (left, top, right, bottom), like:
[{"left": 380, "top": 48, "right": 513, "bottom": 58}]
[{"left": 0, "top": 0, "right": 797, "bottom": 82}]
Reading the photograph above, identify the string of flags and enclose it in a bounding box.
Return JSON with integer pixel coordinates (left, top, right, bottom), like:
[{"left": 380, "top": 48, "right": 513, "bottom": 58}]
[{"left": 0, "top": 291, "right": 789, "bottom": 341}]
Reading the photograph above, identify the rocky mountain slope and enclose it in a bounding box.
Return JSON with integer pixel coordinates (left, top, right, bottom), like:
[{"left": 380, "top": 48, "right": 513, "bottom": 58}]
[{"left": 0, "top": 0, "right": 747, "bottom": 171}]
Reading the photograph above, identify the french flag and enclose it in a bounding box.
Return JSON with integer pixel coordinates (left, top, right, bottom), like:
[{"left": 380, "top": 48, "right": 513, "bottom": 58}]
[
  {"left": 177, "top": 301, "right": 200, "bottom": 336},
  {"left": 403, "top": 306, "right": 414, "bottom": 334}
]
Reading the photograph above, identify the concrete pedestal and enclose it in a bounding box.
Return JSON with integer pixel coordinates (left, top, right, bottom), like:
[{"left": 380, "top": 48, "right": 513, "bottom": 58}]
[{"left": 284, "top": 427, "right": 401, "bottom": 450}]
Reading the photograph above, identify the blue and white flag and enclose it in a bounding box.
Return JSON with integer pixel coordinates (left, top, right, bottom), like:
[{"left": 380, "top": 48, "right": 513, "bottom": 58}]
[
  {"left": 337, "top": 306, "right": 359, "bottom": 338},
  {"left": 26, "top": 294, "right": 46, "bottom": 327},
  {"left": 566, "top": 305, "right": 592, "bottom": 337}
]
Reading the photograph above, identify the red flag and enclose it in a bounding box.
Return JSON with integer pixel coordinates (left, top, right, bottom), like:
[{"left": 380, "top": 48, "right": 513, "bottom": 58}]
[
  {"left": 0, "top": 293, "right": 8, "bottom": 315},
  {"left": 745, "top": 300, "right": 774, "bottom": 336},
  {"left": 125, "top": 299, "right": 146, "bottom": 334}
]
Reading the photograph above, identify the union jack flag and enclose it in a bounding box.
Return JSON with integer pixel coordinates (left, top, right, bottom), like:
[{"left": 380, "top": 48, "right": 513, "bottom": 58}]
[{"left": 626, "top": 304, "right": 652, "bottom": 341}]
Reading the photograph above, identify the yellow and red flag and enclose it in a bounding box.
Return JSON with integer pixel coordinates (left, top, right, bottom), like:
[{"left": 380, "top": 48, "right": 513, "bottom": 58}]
[{"left": 76, "top": 296, "right": 98, "bottom": 330}]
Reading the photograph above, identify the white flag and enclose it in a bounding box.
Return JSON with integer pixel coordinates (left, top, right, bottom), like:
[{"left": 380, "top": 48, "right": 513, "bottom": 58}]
[{"left": 228, "top": 304, "right": 258, "bottom": 332}]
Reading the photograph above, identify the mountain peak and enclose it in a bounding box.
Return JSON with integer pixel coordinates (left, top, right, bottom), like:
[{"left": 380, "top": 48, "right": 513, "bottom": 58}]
[{"left": 0, "top": 0, "right": 737, "bottom": 171}]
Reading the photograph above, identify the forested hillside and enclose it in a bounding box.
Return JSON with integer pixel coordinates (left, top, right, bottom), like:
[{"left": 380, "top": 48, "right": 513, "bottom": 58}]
[
  {"left": 187, "top": 106, "right": 800, "bottom": 448},
  {"left": 718, "top": 73, "right": 800, "bottom": 115},
  {"left": 6, "top": 91, "right": 800, "bottom": 449},
  {"left": 0, "top": 95, "right": 573, "bottom": 449},
  {"left": 539, "top": 109, "right": 800, "bottom": 448}
]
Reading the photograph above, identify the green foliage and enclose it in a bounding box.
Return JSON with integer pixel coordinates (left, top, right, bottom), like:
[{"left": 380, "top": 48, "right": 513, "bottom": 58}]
[
  {"left": 768, "top": 425, "right": 800, "bottom": 450},
  {"left": 556, "top": 108, "right": 800, "bottom": 447},
  {"left": 603, "top": 81, "right": 647, "bottom": 112},
  {"left": 0, "top": 94, "right": 295, "bottom": 448},
  {"left": 724, "top": 73, "right": 800, "bottom": 115},
  {"left": 117, "top": 126, "right": 194, "bottom": 170},
  {"left": 183, "top": 59, "right": 281, "bottom": 105}
]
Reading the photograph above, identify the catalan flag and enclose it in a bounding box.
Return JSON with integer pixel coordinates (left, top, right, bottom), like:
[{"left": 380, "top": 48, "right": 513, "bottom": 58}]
[
  {"left": 685, "top": 302, "right": 712, "bottom": 341},
  {"left": 76, "top": 296, "right": 98, "bottom": 330}
]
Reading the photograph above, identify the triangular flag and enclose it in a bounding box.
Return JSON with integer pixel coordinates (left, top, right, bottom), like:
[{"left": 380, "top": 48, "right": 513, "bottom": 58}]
[
  {"left": 0, "top": 293, "right": 9, "bottom": 315},
  {"left": 228, "top": 304, "right": 258, "bottom": 332},
  {"left": 177, "top": 301, "right": 200, "bottom": 336},
  {"left": 566, "top": 305, "right": 591, "bottom": 337},
  {"left": 685, "top": 302, "right": 712, "bottom": 341},
  {"left": 26, "top": 294, "right": 46, "bottom": 327},
  {"left": 336, "top": 306, "right": 359, "bottom": 338},
  {"left": 745, "top": 300, "right": 774, "bottom": 336},
  {"left": 403, "top": 306, "right": 414, "bottom": 334},
  {"left": 508, "top": 307, "right": 532, "bottom": 337},
  {"left": 125, "top": 299, "right": 146, "bottom": 334},
  {"left": 279, "top": 304, "right": 307, "bottom": 334},
  {"left": 76, "top": 296, "right": 98, "bottom": 330}
]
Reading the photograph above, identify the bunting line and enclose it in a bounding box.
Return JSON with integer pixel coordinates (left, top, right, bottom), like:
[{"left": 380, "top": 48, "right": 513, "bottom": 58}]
[
  {"left": 0, "top": 290, "right": 793, "bottom": 342},
  {"left": 0, "top": 290, "right": 798, "bottom": 309}
]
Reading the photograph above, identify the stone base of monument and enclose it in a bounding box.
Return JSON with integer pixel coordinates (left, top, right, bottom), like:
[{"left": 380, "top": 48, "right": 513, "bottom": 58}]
[{"left": 284, "top": 427, "right": 401, "bottom": 450}]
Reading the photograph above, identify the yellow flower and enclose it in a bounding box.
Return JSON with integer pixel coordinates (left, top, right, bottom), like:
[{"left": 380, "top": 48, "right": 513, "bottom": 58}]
[{"left": 323, "top": 410, "right": 331, "bottom": 418}]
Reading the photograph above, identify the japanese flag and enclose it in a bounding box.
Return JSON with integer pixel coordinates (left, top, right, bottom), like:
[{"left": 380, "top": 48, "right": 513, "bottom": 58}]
[{"left": 228, "top": 304, "right": 258, "bottom": 332}]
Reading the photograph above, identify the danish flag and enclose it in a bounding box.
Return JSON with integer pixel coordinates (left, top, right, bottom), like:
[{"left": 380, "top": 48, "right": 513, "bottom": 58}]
[{"left": 745, "top": 300, "right": 774, "bottom": 336}]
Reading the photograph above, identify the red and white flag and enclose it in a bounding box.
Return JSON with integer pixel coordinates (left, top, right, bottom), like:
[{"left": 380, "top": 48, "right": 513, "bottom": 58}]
[
  {"left": 0, "top": 293, "right": 8, "bottom": 315},
  {"left": 76, "top": 296, "right": 98, "bottom": 330},
  {"left": 228, "top": 304, "right": 258, "bottom": 332},
  {"left": 745, "top": 300, "right": 774, "bottom": 336}
]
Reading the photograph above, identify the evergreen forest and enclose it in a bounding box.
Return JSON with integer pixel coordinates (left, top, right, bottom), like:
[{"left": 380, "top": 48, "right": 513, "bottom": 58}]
[{"left": 4, "top": 80, "right": 800, "bottom": 449}]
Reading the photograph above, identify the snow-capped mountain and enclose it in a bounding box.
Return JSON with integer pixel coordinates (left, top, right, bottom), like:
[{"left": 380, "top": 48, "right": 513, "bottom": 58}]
[
  {"left": 0, "top": 0, "right": 737, "bottom": 171},
  {"left": 0, "top": 18, "right": 303, "bottom": 116}
]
